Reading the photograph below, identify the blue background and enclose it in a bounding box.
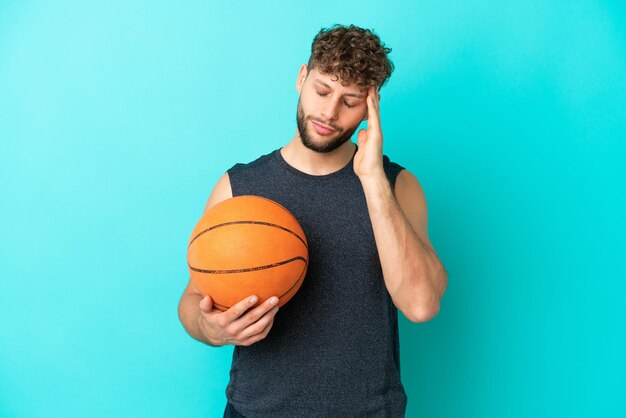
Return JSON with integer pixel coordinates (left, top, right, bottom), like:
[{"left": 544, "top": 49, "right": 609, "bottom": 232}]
[{"left": 1, "top": 1, "right": 625, "bottom": 417}]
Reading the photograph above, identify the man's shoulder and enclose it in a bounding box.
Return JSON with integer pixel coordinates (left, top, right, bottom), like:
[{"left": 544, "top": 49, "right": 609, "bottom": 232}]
[
  {"left": 381, "top": 153, "right": 407, "bottom": 190},
  {"left": 228, "top": 148, "right": 279, "bottom": 173},
  {"left": 382, "top": 153, "right": 405, "bottom": 170}
]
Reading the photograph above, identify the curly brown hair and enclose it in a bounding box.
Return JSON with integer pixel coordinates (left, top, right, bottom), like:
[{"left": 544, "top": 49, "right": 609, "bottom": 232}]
[{"left": 307, "top": 24, "right": 394, "bottom": 89}]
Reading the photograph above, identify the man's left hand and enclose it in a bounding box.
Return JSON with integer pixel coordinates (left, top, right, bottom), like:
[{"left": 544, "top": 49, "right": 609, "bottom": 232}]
[{"left": 354, "top": 86, "right": 385, "bottom": 180}]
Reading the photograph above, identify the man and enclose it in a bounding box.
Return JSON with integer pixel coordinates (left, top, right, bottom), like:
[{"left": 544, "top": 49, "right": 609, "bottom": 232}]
[{"left": 178, "top": 24, "right": 447, "bottom": 417}]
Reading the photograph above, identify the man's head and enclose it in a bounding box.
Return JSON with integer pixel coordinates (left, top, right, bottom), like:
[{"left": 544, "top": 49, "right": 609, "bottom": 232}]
[{"left": 295, "top": 24, "right": 394, "bottom": 153}]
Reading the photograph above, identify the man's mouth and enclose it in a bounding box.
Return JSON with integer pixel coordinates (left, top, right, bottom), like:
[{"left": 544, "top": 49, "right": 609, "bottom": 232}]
[{"left": 311, "top": 121, "right": 337, "bottom": 135}]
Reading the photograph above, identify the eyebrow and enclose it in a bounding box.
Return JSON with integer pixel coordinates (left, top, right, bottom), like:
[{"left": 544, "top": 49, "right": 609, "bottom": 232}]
[{"left": 314, "top": 79, "right": 365, "bottom": 99}]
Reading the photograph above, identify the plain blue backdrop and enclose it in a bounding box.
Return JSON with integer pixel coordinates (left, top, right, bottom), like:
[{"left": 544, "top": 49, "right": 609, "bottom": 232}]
[{"left": 1, "top": 1, "right": 625, "bottom": 417}]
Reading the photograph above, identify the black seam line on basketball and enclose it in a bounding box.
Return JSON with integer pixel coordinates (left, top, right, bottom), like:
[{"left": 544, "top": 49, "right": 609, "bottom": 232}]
[
  {"left": 189, "top": 221, "right": 308, "bottom": 249},
  {"left": 189, "top": 256, "right": 307, "bottom": 274},
  {"left": 211, "top": 262, "right": 307, "bottom": 311}
]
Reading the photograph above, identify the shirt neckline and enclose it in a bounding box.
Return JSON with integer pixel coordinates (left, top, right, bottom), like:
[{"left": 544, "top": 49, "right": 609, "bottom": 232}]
[{"left": 274, "top": 145, "right": 358, "bottom": 180}]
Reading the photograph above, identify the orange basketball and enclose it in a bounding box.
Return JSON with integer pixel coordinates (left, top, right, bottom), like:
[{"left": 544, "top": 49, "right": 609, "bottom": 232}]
[{"left": 187, "top": 195, "right": 309, "bottom": 311}]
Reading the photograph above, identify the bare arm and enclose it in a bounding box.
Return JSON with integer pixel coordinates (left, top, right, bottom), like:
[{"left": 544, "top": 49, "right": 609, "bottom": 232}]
[
  {"left": 177, "top": 172, "right": 280, "bottom": 346},
  {"left": 360, "top": 170, "right": 447, "bottom": 323},
  {"left": 354, "top": 86, "right": 447, "bottom": 323}
]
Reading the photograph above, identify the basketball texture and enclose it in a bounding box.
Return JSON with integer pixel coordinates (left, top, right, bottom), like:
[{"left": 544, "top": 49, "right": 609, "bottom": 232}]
[{"left": 187, "top": 195, "right": 309, "bottom": 311}]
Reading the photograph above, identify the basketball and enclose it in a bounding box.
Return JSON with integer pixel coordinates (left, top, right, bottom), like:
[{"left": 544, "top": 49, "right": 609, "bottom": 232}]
[{"left": 187, "top": 195, "right": 309, "bottom": 311}]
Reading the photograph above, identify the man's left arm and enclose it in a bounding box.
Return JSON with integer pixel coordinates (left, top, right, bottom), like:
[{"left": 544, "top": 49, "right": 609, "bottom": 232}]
[
  {"left": 360, "top": 169, "right": 448, "bottom": 323},
  {"left": 354, "top": 86, "right": 447, "bottom": 323}
]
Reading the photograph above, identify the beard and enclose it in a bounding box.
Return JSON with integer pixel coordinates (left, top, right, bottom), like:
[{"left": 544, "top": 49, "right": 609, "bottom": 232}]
[{"left": 296, "top": 98, "right": 361, "bottom": 153}]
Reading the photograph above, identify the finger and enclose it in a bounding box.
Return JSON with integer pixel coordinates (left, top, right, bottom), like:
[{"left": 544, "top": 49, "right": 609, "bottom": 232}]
[
  {"left": 239, "top": 306, "right": 279, "bottom": 340},
  {"left": 199, "top": 295, "right": 213, "bottom": 313},
  {"left": 368, "top": 85, "right": 380, "bottom": 110},
  {"left": 223, "top": 295, "right": 259, "bottom": 323},
  {"left": 367, "top": 88, "right": 381, "bottom": 131},
  {"left": 239, "top": 310, "right": 278, "bottom": 346},
  {"left": 230, "top": 296, "right": 280, "bottom": 334},
  {"left": 357, "top": 128, "right": 368, "bottom": 147}
]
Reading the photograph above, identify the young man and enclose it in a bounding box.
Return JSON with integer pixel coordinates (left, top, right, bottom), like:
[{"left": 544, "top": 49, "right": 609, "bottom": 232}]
[{"left": 178, "top": 24, "right": 448, "bottom": 417}]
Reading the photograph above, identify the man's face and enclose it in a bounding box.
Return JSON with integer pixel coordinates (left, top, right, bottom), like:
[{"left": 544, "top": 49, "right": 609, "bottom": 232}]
[{"left": 295, "top": 66, "right": 369, "bottom": 153}]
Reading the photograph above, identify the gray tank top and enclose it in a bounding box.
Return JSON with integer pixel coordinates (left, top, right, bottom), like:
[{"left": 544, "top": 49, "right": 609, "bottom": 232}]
[{"left": 225, "top": 146, "right": 408, "bottom": 417}]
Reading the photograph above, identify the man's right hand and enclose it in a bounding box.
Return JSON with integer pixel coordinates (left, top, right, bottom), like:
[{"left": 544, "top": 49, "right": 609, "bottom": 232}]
[
  {"left": 197, "top": 295, "right": 280, "bottom": 347},
  {"left": 178, "top": 172, "right": 281, "bottom": 347}
]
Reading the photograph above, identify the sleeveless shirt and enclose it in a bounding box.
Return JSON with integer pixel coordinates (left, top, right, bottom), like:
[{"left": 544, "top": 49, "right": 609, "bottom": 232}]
[{"left": 225, "top": 146, "right": 408, "bottom": 417}]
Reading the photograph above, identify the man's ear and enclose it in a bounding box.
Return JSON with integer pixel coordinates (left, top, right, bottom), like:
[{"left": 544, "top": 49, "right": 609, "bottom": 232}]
[{"left": 296, "top": 64, "right": 308, "bottom": 94}]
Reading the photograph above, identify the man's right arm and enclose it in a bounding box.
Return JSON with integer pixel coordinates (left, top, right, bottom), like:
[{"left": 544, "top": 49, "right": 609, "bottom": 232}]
[{"left": 177, "top": 173, "right": 280, "bottom": 347}]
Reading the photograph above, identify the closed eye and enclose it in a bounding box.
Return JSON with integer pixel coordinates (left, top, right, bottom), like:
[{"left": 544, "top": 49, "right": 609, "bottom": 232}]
[{"left": 316, "top": 92, "right": 356, "bottom": 108}]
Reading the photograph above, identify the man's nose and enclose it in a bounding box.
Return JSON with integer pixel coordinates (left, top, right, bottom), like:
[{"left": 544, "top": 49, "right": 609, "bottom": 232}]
[{"left": 321, "top": 99, "right": 340, "bottom": 122}]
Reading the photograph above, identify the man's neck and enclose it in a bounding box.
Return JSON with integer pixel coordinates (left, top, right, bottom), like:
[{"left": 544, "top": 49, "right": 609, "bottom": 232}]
[{"left": 280, "top": 134, "right": 356, "bottom": 176}]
